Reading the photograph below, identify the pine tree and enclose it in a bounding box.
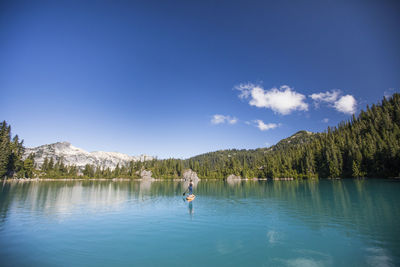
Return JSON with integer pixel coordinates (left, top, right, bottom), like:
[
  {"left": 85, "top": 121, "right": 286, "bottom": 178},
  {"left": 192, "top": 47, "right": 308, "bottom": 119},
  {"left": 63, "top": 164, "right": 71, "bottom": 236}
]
[
  {"left": 23, "top": 156, "right": 35, "bottom": 178},
  {"left": 0, "top": 121, "right": 11, "bottom": 178}
]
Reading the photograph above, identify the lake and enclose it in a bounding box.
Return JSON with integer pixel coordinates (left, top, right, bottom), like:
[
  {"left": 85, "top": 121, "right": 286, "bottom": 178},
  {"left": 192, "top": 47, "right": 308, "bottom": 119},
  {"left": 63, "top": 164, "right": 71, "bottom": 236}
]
[{"left": 0, "top": 179, "right": 399, "bottom": 266}]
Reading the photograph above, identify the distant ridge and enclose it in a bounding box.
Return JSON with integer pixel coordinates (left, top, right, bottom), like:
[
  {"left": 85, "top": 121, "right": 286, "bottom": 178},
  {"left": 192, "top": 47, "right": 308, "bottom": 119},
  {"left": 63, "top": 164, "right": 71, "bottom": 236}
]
[
  {"left": 268, "top": 130, "right": 318, "bottom": 151},
  {"left": 23, "top": 141, "right": 153, "bottom": 170}
]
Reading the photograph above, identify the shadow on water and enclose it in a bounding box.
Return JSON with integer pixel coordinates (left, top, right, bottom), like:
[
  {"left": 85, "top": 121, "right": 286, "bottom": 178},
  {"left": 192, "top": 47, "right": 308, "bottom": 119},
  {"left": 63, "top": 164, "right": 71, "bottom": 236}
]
[{"left": 188, "top": 201, "right": 194, "bottom": 219}]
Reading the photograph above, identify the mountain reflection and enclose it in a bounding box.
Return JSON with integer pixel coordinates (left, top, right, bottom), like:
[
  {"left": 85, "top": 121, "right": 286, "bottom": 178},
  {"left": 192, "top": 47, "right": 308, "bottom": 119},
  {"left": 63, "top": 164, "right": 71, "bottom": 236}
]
[
  {"left": 0, "top": 180, "right": 195, "bottom": 219},
  {"left": 1, "top": 181, "right": 134, "bottom": 218}
]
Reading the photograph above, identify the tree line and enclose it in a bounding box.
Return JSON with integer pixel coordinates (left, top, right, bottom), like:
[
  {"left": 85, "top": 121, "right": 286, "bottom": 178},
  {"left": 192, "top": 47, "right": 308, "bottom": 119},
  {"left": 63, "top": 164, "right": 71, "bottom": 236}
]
[
  {"left": 0, "top": 121, "right": 34, "bottom": 179},
  {"left": 1, "top": 94, "right": 399, "bottom": 179}
]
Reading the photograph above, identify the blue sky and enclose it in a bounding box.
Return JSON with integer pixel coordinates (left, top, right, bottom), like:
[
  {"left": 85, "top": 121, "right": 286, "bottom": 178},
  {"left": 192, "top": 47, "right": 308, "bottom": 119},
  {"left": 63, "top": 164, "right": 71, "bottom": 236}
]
[{"left": 1, "top": 0, "right": 399, "bottom": 158}]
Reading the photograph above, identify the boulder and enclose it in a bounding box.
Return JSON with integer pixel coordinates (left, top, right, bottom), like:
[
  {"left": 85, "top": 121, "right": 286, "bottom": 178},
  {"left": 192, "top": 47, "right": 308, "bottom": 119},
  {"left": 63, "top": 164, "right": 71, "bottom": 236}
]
[
  {"left": 226, "top": 174, "right": 241, "bottom": 181},
  {"left": 182, "top": 169, "right": 199, "bottom": 182},
  {"left": 183, "top": 169, "right": 199, "bottom": 189},
  {"left": 140, "top": 170, "right": 155, "bottom": 181},
  {"left": 226, "top": 174, "right": 241, "bottom": 186}
]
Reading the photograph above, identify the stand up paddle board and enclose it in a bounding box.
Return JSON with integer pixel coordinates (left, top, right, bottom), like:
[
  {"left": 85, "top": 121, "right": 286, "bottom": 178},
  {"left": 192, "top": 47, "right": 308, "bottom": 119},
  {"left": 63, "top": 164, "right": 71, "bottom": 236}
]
[{"left": 186, "top": 194, "right": 196, "bottom": 201}]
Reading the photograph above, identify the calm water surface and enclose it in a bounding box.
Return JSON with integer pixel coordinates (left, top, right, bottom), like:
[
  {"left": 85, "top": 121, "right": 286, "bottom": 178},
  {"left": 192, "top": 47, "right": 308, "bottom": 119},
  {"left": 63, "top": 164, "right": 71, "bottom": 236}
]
[{"left": 0, "top": 179, "right": 399, "bottom": 266}]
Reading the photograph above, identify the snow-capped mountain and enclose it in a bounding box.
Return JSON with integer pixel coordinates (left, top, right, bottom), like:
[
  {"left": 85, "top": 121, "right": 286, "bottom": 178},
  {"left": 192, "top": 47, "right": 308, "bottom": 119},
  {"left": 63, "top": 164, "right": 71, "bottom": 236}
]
[{"left": 23, "top": 142, "right": 153, "bottom": 170}]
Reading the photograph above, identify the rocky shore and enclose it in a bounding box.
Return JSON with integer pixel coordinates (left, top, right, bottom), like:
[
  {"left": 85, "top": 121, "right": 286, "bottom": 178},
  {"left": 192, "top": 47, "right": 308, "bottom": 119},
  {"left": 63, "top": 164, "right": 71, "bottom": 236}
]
[{"left": 2, "top": 171, "right": 298, "bottom": 182}]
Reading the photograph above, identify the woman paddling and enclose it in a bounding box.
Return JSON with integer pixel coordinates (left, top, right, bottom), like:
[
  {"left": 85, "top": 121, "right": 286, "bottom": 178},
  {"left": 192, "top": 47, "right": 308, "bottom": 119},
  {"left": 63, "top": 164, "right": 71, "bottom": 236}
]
[{"left": 188, "top": 179, "right": 194, "bottom": 196}]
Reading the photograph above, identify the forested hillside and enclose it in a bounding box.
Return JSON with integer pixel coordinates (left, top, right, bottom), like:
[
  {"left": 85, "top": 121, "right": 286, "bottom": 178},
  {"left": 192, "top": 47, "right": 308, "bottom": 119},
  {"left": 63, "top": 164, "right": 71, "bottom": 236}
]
[
  {"left": 1, "top": 94, "right": 400, "bottom": 179},
  {"left": 188, "top": 94, "right": 400, "bottom": 179}
]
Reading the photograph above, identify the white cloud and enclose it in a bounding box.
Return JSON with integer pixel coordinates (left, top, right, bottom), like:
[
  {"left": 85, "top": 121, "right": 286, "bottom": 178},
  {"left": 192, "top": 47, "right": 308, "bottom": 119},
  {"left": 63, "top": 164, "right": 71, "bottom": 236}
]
[
  {"left": 322, "top": 118, "right": 329, "bottom": 123},
  {"left": 285, "top": 258, "right": 324, "bottom": 267},
  {"left": 267, "top": 230, "right": 277, "bottom": 244},
  {"left": 211, "top": 114, "right": 225, "bottom": 124},
  {"left": 235, "top": 83, "right": 308, "bottom": 115},
  {"left": 334, "top": 95, "right": 357, "bottom": 114},
  {"left": 384, "top": 88, "right": 396, "bottom": 99},
  {"left": 309, "top": 90, "right": 341, "bottom": 107},
  {"left": 254, "top": 120, "right": 279, "bottom": 131},
  {"left": 211, "top": 114, "right": 238, "bottom": 125},
  {"left": 236, "top": 83, "right": 253, "bottom": 99},
  {"left": 228, "top": 117, "right": 238, "bottom": 124},
  {"left": 365, "top": 247, "right": 392, "bottom": 267},
  {"left": 310, "top": 90, "right": 357, "bottom": 114}
]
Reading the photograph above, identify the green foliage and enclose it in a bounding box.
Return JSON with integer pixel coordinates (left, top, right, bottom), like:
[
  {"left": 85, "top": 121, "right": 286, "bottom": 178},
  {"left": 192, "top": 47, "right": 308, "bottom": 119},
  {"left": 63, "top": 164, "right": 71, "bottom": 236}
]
[
  {"left": 0, "top": 121, "right": 11, "bottom": 178},
  {"left": 22, "top": 155, "right": 35, "bottom": 178},
  {"left": 0, "top": 121, "right": 32, "bottom": 178}
]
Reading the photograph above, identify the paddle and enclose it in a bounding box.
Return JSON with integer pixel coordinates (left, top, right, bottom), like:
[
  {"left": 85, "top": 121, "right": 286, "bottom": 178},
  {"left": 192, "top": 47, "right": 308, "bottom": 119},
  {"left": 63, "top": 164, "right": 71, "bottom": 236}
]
[{"left": 182, "top": 188, "right": 188, "bottom": 196}]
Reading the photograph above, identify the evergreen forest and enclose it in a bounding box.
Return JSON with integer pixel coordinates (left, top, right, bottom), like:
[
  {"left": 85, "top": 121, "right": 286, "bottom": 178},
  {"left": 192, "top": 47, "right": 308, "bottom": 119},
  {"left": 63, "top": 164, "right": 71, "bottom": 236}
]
[{"left": 1, "top": 94, "right": 400, "bottom": 179}]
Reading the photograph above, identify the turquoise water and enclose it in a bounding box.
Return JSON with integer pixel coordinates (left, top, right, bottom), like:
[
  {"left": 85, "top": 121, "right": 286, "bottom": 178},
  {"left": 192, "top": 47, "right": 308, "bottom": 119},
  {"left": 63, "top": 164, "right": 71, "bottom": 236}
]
[{"left": 0, "top": 179, "right": 399, "bottom": 266}]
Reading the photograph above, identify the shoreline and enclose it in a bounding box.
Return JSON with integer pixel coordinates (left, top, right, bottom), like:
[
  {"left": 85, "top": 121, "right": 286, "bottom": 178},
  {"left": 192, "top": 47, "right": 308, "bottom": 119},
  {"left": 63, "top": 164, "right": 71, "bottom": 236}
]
[
  {"left": 2, "top": 177, "right": 281, "bottom": 182},
  {"left": 2, "top": 177, "right": 398, "bottom": 182}
]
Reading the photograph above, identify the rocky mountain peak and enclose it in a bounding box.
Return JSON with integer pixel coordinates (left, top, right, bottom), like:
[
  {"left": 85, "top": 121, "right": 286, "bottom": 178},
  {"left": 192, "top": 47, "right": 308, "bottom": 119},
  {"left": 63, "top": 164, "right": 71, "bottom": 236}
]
[{"left": 23, "top": 142, "right": 153, "bottom": 170}]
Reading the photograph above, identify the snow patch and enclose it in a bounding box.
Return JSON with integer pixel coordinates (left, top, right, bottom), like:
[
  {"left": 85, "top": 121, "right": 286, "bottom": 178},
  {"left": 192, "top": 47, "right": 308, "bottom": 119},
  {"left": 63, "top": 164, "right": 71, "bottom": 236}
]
[{"left": 23, "top": 142, "right": 153, "bottom": 170}]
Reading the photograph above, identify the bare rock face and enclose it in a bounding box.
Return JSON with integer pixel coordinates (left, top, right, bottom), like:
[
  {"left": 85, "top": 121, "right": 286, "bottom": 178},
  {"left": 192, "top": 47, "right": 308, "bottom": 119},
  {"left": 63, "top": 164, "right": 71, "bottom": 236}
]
[
  {"left": 182, "top": 169, "right": 199, "bottom": 182},
  {"left": 140, "top": 170, "right": 155, "bottom": 181},
  {"left": 23, "top": 141, "right": 153, "bottom": 171}
]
